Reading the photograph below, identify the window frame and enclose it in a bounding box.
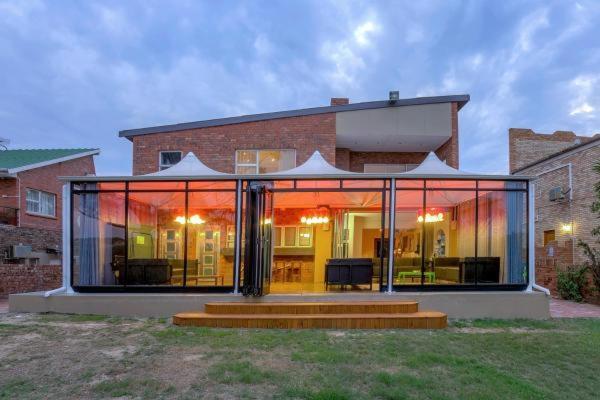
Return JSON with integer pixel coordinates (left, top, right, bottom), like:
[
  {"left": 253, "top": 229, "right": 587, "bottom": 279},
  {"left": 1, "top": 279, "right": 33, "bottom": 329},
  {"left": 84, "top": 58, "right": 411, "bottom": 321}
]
[
  {"left": 235, "top": 149, "right": 296, "bottom": 174},
  {"left": 158, "top": 151, "right": 183, "bottom": 171},
  {"left": 25, "top": 188, "right": 56, "bottom": 218}
]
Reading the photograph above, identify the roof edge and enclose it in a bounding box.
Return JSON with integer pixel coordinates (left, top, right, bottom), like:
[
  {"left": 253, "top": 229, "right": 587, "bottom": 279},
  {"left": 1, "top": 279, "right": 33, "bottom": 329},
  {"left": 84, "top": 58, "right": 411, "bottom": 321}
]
[
  {"left": 119, "top": 94, "right": 470, "bottom": 140},
  {"left": 7, "top": 149, "right": 100, "bottom": 174}
]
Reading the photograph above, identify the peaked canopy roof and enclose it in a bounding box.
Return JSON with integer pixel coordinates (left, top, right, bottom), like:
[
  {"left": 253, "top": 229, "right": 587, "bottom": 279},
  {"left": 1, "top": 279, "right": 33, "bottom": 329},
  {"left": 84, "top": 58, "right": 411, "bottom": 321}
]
[
  {"left": 272, "top": 151, "right": 353, "bottom": 176},
  {"left": 145, "top": 152, "right": 226, "bottom": 177},
  {"left": 402, "top": 152, "right": 469, "bottom": 176}
]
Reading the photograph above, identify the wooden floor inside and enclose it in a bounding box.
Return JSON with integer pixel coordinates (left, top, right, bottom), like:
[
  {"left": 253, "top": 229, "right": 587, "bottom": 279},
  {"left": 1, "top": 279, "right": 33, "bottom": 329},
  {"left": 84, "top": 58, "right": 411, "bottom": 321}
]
[{"left": 173, "top": 301, "right": 447, "bottom": 329}]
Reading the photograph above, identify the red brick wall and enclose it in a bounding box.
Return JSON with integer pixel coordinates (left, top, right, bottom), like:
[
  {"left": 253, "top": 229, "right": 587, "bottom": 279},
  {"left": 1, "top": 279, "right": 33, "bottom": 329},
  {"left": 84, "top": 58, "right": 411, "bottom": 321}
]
[
  {"left": 435, "top": 102, "right": 459, "bottom": 169},
  {"left": 345, "top": 151, "right": 429, "bottom": 173},
  {"left": 0, "top": 264, "right": 62, "bottom": 296},
  {"left": 0, "top": 225, "right": 62, "bottom": 254},
  {"left": 132, "top": 114, "right": 337, "bottom": 175},
  {"left": 17, "top": 155, "right": 96, "bottom": 231},
  {"left": 0, "top": 178, "right": 18, "bottom": 209}
]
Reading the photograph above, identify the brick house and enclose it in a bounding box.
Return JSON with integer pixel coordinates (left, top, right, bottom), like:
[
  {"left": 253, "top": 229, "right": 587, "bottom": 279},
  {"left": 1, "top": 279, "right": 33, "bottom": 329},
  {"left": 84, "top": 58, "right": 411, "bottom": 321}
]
[
  {"left": 119, "top": 94, "right": 467, "bottom": 175},
  {"left": 509, "top": 128, "right": 600, "bottom": 299},
  {"left": 0, "top": 148, "right": 98, "bottom": 264}
]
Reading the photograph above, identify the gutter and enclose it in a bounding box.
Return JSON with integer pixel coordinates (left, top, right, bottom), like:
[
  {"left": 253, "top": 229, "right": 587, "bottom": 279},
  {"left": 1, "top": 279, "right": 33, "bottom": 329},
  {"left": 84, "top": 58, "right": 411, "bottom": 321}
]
[{"left": 44, "top": 184, "right": 72, "bottom": 297}]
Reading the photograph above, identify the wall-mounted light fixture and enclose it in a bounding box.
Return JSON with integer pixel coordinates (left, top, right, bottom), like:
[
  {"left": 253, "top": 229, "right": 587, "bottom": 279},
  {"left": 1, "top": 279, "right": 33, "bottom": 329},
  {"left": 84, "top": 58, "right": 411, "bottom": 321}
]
[{"left": 561, "top": 223, "right": 573, "bottom": 233}]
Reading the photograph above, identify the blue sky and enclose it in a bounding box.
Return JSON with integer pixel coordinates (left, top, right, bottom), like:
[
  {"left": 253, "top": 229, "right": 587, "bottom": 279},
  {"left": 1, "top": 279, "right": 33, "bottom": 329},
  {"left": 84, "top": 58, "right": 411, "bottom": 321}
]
[{"left": 1, "top": 0, "right": 599, "bottom": 175}]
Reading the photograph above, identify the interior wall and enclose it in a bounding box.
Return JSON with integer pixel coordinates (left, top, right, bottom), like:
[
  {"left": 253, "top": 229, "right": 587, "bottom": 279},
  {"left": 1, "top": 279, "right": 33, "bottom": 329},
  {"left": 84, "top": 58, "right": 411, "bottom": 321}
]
[{"left": 313, "top": 224, "right": 332, "bottom": 284}]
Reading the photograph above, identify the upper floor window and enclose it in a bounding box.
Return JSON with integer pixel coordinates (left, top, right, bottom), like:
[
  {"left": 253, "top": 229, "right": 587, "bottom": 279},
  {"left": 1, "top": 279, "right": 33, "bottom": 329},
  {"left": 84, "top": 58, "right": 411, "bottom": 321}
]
[
  {"left": 364, "top": 163, "right": 419, "bottom": 173},
  {"left": 26, "top": 189, "right": 56, "bottom": 217},
  {"left": 235, "top": 149, "right": 295, "bottom": 174},
  {"left": 159, "top": 151, "right": 182, "bottom": 170}
]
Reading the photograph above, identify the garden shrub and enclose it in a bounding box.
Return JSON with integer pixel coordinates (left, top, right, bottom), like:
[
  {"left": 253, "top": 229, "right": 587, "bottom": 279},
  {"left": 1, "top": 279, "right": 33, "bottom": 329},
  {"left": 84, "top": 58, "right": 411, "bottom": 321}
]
[{"left": 556, "top": 265, "right": 588, "bottom": 302}]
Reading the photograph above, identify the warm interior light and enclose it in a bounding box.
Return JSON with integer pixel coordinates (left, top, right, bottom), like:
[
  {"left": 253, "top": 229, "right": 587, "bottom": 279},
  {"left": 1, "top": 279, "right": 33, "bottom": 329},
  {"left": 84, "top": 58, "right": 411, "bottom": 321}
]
[
  {"left": 561, "top": 223, "right": 573, "bottom": 233},
  {"left": 262, "top": 218, "right": 272, "bottom": 225},
  {"left": 417, "top": 212, "right": 444, "bottom": 223},
  {"left": 300, "top": 215, "right": 329, "bottom": 225},
  {"left": 175, "top": 214, "right": 205, "bottom": 225}
]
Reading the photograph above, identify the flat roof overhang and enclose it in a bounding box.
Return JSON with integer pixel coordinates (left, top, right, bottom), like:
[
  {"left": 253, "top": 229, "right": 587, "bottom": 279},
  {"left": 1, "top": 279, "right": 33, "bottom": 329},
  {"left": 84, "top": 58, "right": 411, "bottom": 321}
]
[{"left": 60, "top": 172, "right": 534, "bottom": 183}]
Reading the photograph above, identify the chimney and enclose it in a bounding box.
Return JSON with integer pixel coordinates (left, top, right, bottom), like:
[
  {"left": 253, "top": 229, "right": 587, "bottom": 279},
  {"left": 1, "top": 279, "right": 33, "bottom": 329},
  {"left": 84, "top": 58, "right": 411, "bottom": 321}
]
[{"left": 330, "top": 97, "right": 349, "bottom": 106}]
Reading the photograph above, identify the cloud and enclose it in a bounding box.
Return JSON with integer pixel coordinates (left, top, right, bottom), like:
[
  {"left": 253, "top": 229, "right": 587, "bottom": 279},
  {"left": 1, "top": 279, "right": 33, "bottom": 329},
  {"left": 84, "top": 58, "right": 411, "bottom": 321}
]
[
  {"left": 568, "top": 74, "right": 598, "bottom": 118},
  {"left": 320, "top": 10, "right": 382, "bottom": 90}
]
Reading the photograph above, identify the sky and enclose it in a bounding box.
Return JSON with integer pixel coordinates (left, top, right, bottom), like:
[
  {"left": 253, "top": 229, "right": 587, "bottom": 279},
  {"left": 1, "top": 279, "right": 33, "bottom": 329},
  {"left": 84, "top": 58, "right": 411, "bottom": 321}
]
[{"left": 1, "top": 0, "right": 599, "bottom": 175}]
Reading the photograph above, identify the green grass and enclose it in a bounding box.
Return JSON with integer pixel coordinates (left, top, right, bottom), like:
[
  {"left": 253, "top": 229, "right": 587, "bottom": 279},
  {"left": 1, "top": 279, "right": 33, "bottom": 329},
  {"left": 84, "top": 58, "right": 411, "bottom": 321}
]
[{"left": 0, "top": 315, "right": 598, "bottom": 399}]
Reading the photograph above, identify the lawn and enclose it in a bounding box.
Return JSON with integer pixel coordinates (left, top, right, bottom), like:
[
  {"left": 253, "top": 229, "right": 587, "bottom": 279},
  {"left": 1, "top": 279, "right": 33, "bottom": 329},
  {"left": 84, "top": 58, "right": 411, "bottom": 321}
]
[{"left": 0, "top": 313, "right": 598, "bottom": 400}]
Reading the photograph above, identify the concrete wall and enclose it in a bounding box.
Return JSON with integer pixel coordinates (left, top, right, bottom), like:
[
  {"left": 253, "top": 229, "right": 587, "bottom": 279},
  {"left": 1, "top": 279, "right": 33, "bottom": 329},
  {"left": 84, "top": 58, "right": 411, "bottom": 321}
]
[{"left": 10, "top": 291, "right": 550, "bottom": 319}]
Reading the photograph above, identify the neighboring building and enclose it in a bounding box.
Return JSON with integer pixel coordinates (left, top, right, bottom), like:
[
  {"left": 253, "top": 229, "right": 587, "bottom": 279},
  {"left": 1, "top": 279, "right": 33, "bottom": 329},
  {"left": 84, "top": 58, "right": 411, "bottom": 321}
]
[
  {"left": 119, "top": 94, "right": 468, "bottom": 175},
  {"left": 0, "top": 148, "right": 98, "bottom": 264},
  {"left": 510, "top": 128, "right": 600, "bottom": 298}
]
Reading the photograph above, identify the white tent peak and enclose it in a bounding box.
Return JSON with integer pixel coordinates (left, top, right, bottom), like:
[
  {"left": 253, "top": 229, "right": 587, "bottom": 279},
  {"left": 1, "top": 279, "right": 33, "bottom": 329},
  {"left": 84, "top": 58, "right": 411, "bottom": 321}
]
[
  {"left": 145, "top": 152, "right": 227, "bottom": 176},
  {"left": 404, "top": 151, "right": 469, "bottom": 175},
  {"left": 273, "top": 150, "right": 353, "bottom": 175}
]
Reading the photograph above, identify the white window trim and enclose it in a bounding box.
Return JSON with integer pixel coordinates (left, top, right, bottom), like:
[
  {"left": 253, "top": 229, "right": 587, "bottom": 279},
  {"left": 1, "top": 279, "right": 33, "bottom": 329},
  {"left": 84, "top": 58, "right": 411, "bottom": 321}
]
[
  {"left": 158, "top": 151, "right": 183, "bottom": 171},
  {"left": 235, "top": 149, "right": 296, "bottom": 174},
  {"left": 274, "top": 225, "right": 313, "bottom": 248},
  {"left": 25, "top": 188, "right": 56, "bottom": 218}
]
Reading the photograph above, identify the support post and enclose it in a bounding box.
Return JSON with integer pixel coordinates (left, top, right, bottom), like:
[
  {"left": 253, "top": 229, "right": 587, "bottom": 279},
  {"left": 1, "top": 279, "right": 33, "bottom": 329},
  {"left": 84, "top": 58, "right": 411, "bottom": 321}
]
[
  {"left": 387, "top": 179, "right": 395, "bottom": 293},
  {"left": 62, "top": 183, "right": 74, "bottom": 294},
  {"left": 233, "top": 179, "right": 243, "bottom": 294},
  {"left": 527, "top": 181, "right": 535, "bottom": 292}
]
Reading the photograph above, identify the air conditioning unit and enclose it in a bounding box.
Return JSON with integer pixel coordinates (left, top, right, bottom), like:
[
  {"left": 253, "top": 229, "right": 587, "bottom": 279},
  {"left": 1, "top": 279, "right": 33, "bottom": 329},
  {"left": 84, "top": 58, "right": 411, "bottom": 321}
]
[
  {"left": 549, "top": 187, "right": 565, "bottom": 202},
  {"left": 10, "top": 244, "right": 32, "bottom": 258}
]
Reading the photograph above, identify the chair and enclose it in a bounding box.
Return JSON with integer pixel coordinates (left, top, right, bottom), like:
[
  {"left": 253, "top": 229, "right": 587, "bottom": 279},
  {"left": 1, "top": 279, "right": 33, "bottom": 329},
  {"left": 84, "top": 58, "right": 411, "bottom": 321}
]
[
  {"left": 291, "top": 262, "right": 302, "bottom": 282},
  {"left": 433, "top": 257, "right": 460, "bottom": 283}
]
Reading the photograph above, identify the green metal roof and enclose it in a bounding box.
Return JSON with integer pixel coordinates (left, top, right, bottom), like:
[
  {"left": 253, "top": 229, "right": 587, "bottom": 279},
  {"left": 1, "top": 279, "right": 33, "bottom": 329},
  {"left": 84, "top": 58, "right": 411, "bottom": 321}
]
[{"left": 0, "top": 148, "right": 98, "bottom": 171}]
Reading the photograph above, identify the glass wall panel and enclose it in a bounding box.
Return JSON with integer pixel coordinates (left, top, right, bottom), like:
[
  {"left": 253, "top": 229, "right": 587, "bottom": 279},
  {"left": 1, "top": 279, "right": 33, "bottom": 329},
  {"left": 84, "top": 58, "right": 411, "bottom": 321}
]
[
  {"left": 129, "top": 181, "right": 186, "bottom": 190},
  {"left": 72, "top": 191, "right": 125, "bottom": 287},
  {"left": 393, "top": 190, "right": 423, "bottom": 285},
  {"left": 478, "top": 180, "right": 526, "bottom": 190},
  {"left": 396, "top": 180, "right": 424, "bottom": 189},
  {"left": 342, "top": 180, "right": 385, "bottom": 188},
  {"left": 426, "top": 180, "right": 476, "bottom": 189},
  {"left": 477, "top": 190, "right": 527, "bottom": 284},
  {"left": 295, "top": 180, "right": 341, "bottom": 189},
  {"left": 127, "top": 192, "right": 185, "bottom": 286},
  {"left": 188, "top": 181, "right": 236, "bottom": 190},
  {"left": 186, "top": 191, "right": 236, "bottom": 286},
  {"left": 425, "top": 190, "right": 476, "bottom": 285}
]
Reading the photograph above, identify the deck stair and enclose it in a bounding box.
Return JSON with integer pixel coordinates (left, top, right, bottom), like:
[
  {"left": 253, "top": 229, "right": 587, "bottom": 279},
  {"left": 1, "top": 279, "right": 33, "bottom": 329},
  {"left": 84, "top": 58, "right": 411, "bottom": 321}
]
[{"left": 173, "top": 301, "right": 447, "bottom": 329}]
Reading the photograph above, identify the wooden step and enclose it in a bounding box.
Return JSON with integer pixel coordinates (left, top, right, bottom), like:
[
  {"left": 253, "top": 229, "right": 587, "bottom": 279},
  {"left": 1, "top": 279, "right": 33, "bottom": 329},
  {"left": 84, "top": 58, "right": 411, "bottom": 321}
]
[
  {"left": 173, "top": 311, "right": 447, "bottom": 329},
  {"left": 204, "top": 301, "right": 419, "bottom": 315}
]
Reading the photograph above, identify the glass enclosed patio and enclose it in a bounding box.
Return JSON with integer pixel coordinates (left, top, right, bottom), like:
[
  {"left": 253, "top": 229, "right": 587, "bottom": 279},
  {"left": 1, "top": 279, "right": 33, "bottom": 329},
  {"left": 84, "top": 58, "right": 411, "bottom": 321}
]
[{"left": 67, "top": 152, "right": 530, "bottom": 294}]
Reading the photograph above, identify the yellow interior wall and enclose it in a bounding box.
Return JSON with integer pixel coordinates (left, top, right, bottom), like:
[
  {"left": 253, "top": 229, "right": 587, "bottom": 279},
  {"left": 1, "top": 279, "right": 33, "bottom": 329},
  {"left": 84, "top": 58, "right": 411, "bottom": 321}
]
[
  {"left": 313, "top": 224, "right": 332, "bottom": 284},
  {"left": 361, "top": 229, "right": 380, "bottom": 258}
]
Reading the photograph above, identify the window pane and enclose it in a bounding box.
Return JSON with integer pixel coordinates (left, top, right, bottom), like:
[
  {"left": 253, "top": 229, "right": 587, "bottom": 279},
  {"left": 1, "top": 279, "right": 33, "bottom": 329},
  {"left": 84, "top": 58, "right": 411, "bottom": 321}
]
[
  {"left": 284, "top": 227, "right": 297, "bottom": 246},
  {"left": 97, "top": 182, "right": 126, "bottom": 190},
  {"left": 478, "top": 191, "right": 527, "bottom": 284},
  {"left": 274, "top": 227, "right": 282, "bottom": 247},
  {"left": 426, "top": 190, "right": 476, "bottom": 285},
  {"left": 129, "top": 181, "right": 186, "bottom": 190},
  {"left": 127, "top": 192, "right": 185, "bottom": 286},
  {"left": 72, "top": 192, "right": 126, "bottom": 286},
  {"left": 298, "top": 227, "right": 312, "bottom": 247},
  {"left": 258, "top": 150, "right": 295, "bottom": 173},
  {"left": 236, "top": 166, "right": 257, "bottom": 174},
  {"left": 396, "top": 180, "right": 424, "bottom": 189},
  {"left": 426, "top": 180, "right": 476, "bottom": 189},
  {"left": 296, "top": 180, "right": 340, "bottom": 189},
  {"left": 478, "top": 180, "right": 527, "bottom": 190},
  {"left": 189, "top": 181, "right": 236, "bottom": 190},
  {"left": 342, "top": 180, "right": 384, "bottom": 188},
  {"left": 160, "top": 152, "right": 181, "bottom": 166},
  {"left": 236, "top": 150, "right": 257, "bottom": 164},
  {"left": 186, "top": 191, "right": 236, "bottom": 287}
]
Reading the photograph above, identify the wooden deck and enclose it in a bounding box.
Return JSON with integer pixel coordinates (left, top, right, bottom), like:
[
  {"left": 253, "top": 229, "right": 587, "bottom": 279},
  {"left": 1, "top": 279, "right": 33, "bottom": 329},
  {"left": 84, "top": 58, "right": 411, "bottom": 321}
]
[{"left": 173, "top": 301, "right": 447, "bottom": 329}]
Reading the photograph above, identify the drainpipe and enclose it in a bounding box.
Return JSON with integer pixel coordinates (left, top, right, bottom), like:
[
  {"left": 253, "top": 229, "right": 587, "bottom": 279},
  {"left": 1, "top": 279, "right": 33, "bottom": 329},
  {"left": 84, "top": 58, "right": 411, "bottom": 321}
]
[
  {"left": 526, "top": 181, "right": 551, "bottom": 296},
  {"left": 44, "top": 184, "right": 71, "bottom": 297}
]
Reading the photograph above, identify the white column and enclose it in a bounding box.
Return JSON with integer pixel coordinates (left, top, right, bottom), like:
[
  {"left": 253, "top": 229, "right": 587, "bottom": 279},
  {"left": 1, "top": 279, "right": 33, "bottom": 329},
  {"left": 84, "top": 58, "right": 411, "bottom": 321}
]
[
  {"left": 62, "top": 183, "right": 74, "bottom": 294},
  {"left": 527, "top": 181, "right": 535, "bottom": 292}
]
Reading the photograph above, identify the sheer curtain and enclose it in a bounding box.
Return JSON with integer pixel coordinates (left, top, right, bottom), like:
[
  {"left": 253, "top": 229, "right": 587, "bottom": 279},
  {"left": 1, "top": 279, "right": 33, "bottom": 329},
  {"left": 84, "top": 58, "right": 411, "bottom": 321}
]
[{"left": 79, "top": 189, "right": 100, "bottom": 285}]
